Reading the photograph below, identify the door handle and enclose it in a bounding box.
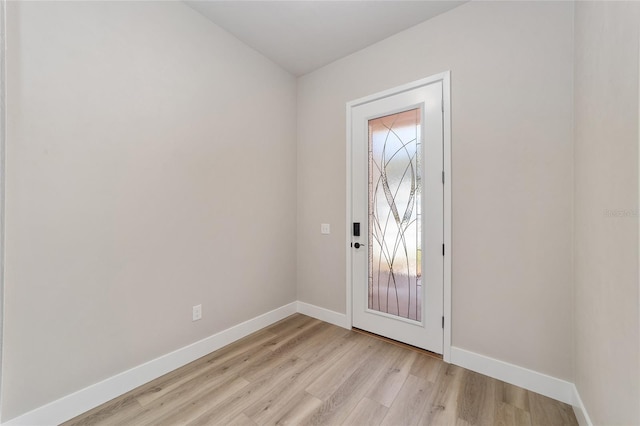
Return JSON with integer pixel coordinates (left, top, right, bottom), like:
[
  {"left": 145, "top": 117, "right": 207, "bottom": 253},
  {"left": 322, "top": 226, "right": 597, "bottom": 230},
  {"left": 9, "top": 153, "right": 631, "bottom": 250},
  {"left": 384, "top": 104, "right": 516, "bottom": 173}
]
[{"left": 353, "top": 242, "right": 366, "bottom": 249}]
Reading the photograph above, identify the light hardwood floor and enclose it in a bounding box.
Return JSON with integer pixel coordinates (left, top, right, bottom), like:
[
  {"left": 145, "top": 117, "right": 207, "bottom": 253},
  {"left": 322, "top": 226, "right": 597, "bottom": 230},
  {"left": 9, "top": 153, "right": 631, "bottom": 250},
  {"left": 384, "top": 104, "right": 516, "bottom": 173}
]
[{"left": 65, "top": 314, "right": 577, "bottom": 426}]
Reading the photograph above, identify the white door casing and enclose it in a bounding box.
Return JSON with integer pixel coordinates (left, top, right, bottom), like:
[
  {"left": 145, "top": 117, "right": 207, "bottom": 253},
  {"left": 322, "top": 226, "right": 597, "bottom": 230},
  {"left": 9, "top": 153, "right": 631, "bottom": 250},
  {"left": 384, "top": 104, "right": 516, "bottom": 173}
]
[{"left": 346, "top": 73, "right": 451, "bottom": 356}]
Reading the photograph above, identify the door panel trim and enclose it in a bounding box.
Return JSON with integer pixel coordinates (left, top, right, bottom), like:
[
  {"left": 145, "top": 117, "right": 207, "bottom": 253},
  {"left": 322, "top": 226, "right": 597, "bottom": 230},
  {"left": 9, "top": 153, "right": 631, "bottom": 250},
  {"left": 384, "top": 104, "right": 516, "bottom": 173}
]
[{"left": 345, "top": 72, "right": 452, "bottom": 362}]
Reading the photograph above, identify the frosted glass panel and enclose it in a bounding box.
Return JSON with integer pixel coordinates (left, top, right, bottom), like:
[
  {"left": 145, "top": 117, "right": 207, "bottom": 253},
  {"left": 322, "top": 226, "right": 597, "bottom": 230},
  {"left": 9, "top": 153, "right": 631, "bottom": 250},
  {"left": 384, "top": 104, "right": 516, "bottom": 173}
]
[{"left": 368, "top": 108, "right": 422, "bottom": 321}]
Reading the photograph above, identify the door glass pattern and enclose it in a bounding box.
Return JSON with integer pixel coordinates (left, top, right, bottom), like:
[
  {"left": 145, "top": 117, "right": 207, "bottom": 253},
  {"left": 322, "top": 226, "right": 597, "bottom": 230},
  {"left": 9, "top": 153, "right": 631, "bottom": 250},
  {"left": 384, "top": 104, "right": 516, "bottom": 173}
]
[{"left": 368, "top": 108, "right": 422, "bottom": 321}]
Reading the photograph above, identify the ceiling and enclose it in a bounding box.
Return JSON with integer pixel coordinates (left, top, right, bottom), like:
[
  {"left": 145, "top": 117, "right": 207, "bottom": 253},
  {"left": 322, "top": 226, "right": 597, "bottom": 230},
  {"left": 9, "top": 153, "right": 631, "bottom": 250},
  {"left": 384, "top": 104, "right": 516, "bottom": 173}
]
[{"left": 184, "top": 1, "right": 467, "bottom": 76}]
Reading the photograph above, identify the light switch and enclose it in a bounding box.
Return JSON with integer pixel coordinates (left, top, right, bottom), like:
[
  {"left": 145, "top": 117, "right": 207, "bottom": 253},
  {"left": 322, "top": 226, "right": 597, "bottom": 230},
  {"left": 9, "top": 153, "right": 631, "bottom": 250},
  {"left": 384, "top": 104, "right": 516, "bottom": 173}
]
[{"left": 321, "top": 223, "right": 330, "bottom": 235}]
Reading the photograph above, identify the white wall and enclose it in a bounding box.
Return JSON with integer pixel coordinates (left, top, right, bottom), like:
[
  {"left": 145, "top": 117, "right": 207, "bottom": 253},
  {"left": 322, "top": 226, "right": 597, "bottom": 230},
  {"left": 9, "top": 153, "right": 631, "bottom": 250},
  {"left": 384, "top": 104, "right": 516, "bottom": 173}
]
[
  {"left": 2, "top": 1, "right": 297, "bottom": 421},
  {"left": 573, "top": 2, "right": 640, "bottom": 424},
  {"left": 297, "top": 1, "right": 574, "bottom": 380}
]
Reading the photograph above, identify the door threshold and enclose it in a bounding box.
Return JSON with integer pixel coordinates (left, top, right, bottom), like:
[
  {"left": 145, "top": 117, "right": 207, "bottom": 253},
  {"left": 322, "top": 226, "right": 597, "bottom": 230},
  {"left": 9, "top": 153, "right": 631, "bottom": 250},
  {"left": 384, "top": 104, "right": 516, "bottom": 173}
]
[{"left": 352, "top": 327, "right": 443, "bottom": 360}]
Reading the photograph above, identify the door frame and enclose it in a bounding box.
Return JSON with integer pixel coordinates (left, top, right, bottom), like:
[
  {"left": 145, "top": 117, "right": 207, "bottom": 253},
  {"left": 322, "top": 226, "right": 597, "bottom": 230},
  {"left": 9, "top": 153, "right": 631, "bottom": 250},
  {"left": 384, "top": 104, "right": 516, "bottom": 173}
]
[
  {"left": 345, "top": 72, "right": 452, "bottom": 362},
  {"left": 0, "top": 0, "right": 7, "bottom": 412}
]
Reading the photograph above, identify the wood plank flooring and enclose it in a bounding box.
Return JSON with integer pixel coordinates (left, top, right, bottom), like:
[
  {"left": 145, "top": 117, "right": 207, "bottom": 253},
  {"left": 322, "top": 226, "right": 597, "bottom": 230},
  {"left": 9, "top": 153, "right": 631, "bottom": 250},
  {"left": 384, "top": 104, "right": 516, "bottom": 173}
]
[{"left": 65, "top": 314, "right": 577, "bottom": 426}]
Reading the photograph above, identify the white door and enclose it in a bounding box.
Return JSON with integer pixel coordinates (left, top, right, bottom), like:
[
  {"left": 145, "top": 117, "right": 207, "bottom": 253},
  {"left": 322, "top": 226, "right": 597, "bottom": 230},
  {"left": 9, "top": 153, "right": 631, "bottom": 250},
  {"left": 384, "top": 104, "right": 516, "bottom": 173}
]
[{"left": 349, "top": 77, "right": 444, "bottom": 353}]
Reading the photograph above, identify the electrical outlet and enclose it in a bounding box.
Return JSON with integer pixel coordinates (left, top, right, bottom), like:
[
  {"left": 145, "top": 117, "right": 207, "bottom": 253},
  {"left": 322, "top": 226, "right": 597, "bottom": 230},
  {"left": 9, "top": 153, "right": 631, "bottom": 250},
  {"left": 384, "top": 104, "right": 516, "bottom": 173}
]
[
  {"left": 321, "top": 223, "right": 330, "bottom": 234},
  {"left": 192, "top": 304, "right": 202, "bottom": 321}
]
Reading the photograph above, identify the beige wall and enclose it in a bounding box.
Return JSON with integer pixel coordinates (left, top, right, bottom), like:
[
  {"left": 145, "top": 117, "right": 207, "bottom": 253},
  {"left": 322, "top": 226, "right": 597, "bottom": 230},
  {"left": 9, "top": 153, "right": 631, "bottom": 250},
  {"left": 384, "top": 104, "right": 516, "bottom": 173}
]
[
  {"left": 573, "top": 2, "right": 640, "bottom": 424},
  {"left": 2, "top": 1, "right": 297, "bottom": 420},
  {"left": 297, "top": 1, "right": 574, "bottom": 380},
  {"left": 5, "top": 0, "right": 640, "bottom": 423}
]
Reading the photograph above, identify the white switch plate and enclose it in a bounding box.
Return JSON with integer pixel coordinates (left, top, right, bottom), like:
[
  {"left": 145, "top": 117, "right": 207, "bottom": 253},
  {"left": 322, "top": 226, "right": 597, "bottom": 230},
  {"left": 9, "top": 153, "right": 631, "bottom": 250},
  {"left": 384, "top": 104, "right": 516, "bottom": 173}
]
[
  {"left": 321, "top": 223, "right": 330, "bottom": 234},
  {"left": 192, "top": 304, "right": 202, "bottom": 321}
]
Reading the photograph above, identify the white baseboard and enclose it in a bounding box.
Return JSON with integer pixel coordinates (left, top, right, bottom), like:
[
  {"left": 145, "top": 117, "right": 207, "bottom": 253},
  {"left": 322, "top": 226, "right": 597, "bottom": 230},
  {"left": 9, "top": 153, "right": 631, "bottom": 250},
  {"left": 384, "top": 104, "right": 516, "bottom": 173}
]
[
  {"left": 296, "top": 301, "right": 349, "bottom": 329},
  {"left": 4, "top": 302, "right": 298, "bottom": 426},
  {"left": 5, "top": 304, "right": 589, "bottom": 426},
  {"left": 450, "top": 346, "right": 574, "bottom": 405},
  {"left": 571, "top": 384, "right": 593, "bottom": 426}
]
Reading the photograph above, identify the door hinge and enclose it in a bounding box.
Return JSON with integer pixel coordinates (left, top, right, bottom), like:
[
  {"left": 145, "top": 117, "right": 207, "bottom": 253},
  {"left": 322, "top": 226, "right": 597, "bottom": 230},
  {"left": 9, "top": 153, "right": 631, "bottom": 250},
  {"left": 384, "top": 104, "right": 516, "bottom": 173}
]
[
  {"left": 442, "top": 171, "right": 445, "bottom": 184},
  {"left": 442, "top": 244, "right": 445, "bottom": 256},
  {"left": 442, "top": 316, "right": 445, "bottom": 328},
  {"left": 441, "top": 99, "right": 444, "bottom": 112}
]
